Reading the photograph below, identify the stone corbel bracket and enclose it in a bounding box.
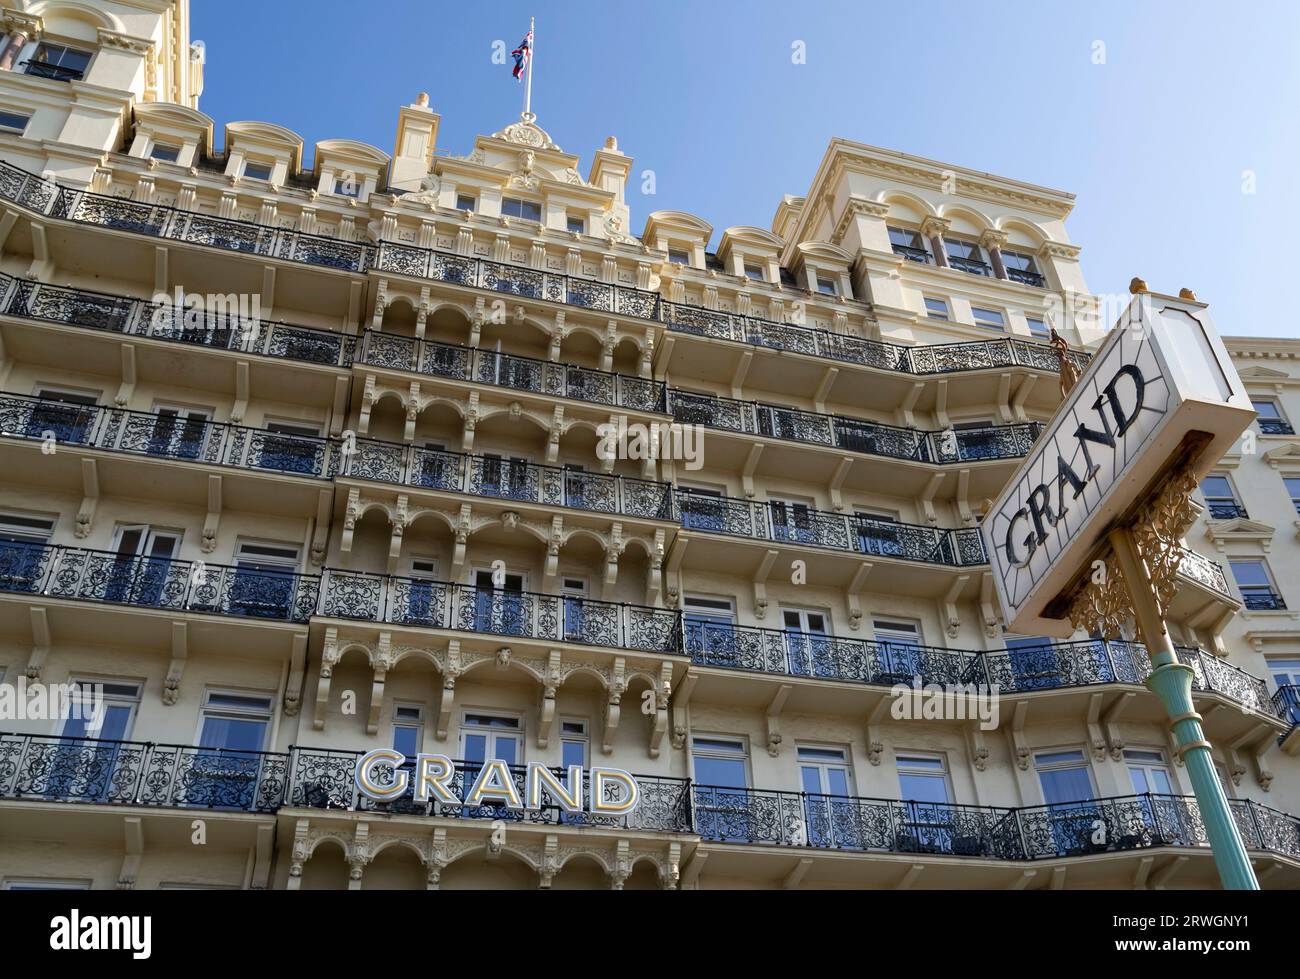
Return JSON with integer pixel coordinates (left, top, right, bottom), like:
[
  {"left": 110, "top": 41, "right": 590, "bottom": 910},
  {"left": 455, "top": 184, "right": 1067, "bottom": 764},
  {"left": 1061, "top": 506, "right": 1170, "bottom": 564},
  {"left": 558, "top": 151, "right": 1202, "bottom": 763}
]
[
  {"left": 865, "top": 697, "right": 890, "bottom": 765},
  {"left": 163, "top": 620, "right": 187, "bottom": 705},
  {"left": 648, "top": 661, "right": 672, "bottom": 758}
]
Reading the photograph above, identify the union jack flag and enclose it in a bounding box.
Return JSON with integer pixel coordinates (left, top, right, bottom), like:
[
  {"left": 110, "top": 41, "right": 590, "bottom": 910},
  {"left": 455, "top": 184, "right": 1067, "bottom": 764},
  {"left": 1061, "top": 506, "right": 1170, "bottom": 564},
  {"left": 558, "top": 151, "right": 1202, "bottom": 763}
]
[{"left": 511, "top": 30, "right": 533, "bottom": 81}]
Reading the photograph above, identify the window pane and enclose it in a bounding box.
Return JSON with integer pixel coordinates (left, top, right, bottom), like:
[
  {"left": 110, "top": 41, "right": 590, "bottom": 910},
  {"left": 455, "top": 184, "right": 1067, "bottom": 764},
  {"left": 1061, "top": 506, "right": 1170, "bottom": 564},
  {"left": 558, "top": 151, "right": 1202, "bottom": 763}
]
[
  {"left": 1039, "top": 767, "right": 1093, "bottom": 804},
  {"left": 1252, "top": 400, "right": 1281, "bottom": 419},
  {"left": 1201, "top": 476, "right": 1233, "bottom": 498},
  {"left": 899, "top": 772, "right": 949, "bottom": 803},
  {"left": 1230, "top": 561, "right": 1270, "bottom": 587},
  {"left": 199, "top": 716, "right": 266, "bottom": 752},
  {"left": 694, "top": 756, "right": 747, "bottom": 788}
]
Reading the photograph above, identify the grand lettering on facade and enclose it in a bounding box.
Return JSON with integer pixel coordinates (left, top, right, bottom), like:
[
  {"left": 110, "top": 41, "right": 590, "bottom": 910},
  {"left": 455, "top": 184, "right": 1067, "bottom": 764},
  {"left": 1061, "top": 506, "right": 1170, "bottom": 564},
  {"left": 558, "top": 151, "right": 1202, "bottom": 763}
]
[{"left": 353, "top": 747, "right": 641, "bottom": 815}]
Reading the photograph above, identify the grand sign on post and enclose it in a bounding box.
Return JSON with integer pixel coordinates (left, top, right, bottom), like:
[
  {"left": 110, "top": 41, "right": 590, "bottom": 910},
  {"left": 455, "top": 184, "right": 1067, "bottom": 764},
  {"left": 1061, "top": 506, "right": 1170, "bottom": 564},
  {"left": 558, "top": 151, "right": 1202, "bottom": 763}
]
[
  {"left": 984, "top": 292, "right": 1254, "bottom": 637},
  {"left": 983, "top": 287, "right": 1261, "bottom": 890}
]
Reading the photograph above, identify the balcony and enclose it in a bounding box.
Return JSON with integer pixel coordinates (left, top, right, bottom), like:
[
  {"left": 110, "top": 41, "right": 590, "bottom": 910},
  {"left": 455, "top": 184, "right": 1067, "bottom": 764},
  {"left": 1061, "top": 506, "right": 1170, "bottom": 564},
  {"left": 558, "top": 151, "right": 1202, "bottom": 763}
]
[
  {"left": 1176, "top": 546, "right": 1234, "bottom": 599},
  {"left": 662, "top": 301, "right": 1089, "bottom": 377},
  {"left": 0, "top": 393, "right": 333, "bottom": 479},
  {"left": 0, "top": 159, "right": 1092, "bottom": 391},
  {"left": 336, "top": 437, "right": 677, "bottom": 520},
  {"left": 667, "top": 388, "right": 1043, "bottom": 464},
  {"left": 370, "top": 241, "right": 661, "bottom": 320},
  {"left": 686, "top": 621, "right": 975, "bottom": 685},
  {"left": 687, "top": 630, "right": 1282, "bottom": 718},
  {"left": 10, "top": 734, "right": 1299, "bottom": 870},
  {"left": 0, "top": 734, "right": 286, "bottom": 812},
  {"left": 356, "top": 331, "right": 666, "bottom": 413},
  {"left": 318, "top": 569, "right": 683, "bottom": 653},
  {"left": 0, "top": 542, "right": 319, "bottom": 623},
  {"left": 679, "top": 495, "right": 986, "bottom": 567},
  {"left": 0, "top": 277, "right": 357, "bottom": 368},
  {"left": 1275, "top": 686, "right": 1300, "bottom": 751},
  {"left": 1259, "top": 419, "right": 1295, "bottom": 436}
]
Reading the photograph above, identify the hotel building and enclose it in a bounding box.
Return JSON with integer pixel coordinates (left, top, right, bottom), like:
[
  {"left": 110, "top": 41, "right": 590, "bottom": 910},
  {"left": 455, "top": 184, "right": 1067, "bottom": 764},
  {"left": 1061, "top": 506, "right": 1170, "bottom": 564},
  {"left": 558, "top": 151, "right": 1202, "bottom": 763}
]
[{"left": 0, "top": 0, "right": 1297, "bottom": 890}]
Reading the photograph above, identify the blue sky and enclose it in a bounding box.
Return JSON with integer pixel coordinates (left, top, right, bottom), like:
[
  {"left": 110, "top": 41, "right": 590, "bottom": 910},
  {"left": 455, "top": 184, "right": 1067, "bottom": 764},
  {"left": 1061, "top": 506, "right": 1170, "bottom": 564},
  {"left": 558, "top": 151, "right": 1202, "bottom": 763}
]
[{"left": 192, "top": 1, "right": 1299, "bottom": 338}]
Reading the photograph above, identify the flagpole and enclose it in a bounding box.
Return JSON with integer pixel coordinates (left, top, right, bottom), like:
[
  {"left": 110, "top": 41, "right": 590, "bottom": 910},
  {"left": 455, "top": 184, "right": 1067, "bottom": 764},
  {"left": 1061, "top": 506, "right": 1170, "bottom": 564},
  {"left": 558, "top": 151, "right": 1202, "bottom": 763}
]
[{"left": 523, "top": 16, "right": 534, "bottom": 119}]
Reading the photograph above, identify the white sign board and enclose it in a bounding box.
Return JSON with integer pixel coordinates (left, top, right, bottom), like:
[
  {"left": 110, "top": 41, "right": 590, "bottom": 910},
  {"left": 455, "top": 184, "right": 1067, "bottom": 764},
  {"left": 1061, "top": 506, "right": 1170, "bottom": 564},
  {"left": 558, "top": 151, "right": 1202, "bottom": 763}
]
[{"left": 983, "top": 293, "right": 1254, "bottom": 637}]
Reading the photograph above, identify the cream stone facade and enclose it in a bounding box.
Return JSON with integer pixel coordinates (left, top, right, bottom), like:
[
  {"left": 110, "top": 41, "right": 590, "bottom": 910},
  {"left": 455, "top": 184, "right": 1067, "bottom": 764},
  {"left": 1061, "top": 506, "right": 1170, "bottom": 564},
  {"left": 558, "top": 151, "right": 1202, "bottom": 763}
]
[{"left": 0, "top": 0, "right": 1296, "bottom": 891}]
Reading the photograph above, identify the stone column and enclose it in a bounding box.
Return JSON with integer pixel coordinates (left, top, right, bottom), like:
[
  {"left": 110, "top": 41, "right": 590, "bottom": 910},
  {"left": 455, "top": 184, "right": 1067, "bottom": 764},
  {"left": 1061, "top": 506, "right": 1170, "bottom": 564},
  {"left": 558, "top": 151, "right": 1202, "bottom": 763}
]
[
  {"left": 0, "top": 32, "right": 28, "bottom": 72},
  {"left": 919, "top": 216, "right": 951, "bottom": 268},
  {"left": 980, "top": 230, "right": 1010, "bottom": 280}
]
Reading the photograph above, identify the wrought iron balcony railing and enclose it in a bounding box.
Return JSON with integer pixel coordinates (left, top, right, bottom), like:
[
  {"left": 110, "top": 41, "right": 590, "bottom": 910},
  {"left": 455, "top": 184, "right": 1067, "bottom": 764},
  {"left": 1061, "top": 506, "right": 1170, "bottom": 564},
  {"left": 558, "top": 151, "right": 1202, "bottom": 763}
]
[
  {"left": 370, "top": 241, "right": 662, "bottom": 320},
  {"left": 667, "top": 388, "right": 1043, "bottom": 463},
  {"left": 1206, "top": 501, "right": 1250, "bottom": 520},
  {"left": 679, "top": 494, "right": 986, "bottom": 566},
  {"left": 685, "top": 621, "right": 977, "bottom": 685},
  {"left": 334, "top": 436, "right": 677, "bottom": 520},
  {"left": 0, "top": 160, "right": 1092, "bottom": 387},
  {"left": 1273, "top": 685, "right": 1300, "bottom": 736},
  {"left": 891, "top": 243, "right": 931, "bottom": 264},
  {"left": 0, "top": 541, "right": 319, "bottom": 622},
  {"left": 288, "top": 747, "right": 694, "bottom": 833},
  {"left": 0, "top": 734, "right": 288, "bottom": 811},
  {"left": 1007, "top": 268, "right": 1046, "bottom": 288},
  {"left": 661, "top": 301, "right": 1089, "bottom": 377},
  {"left": 1176, "top": 546, "right": 1234, "bottom": 599},
  {"left": 687, "top": 629, "right": 1281, "bottom": 718},
  {"left": 356, "top": 331, "right": 666, "bottom": 413},
  {"left": 8, "top": 734, "right": 1299, "bottom": 866},
  {"left": 0, "top": 392, "right": 334, "bottom": 478},
  {"left": 946, "top": 255, "right": 993, "bottom": 277},
  {"left": 0, "top": 277, "right": 357, "bottom": 367},
  {"left": 1243, "top": 592, "right": 1288, "bottom": 611},
  {"left": 318, "top": 569, "right": 683, "bottom": 653},
  {"left": 1258, "top": 419, "right": 1295, "bottom": 436},
  {"left": 20, "top": 60, "right": 84, "bottom": 82}
]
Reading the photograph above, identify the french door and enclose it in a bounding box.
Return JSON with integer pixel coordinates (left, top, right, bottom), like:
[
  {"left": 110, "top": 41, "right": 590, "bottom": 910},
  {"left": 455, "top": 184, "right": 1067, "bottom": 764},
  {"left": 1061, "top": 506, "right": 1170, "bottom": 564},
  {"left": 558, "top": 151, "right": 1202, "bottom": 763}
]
[
  {"left": 105, "top": 526, "right": 180, "bottom": 606},
  {"left": 472, "top": 569, "right": 526, "bottom": 636},
  {"left": 782, "top": 608, "right": 830, "bottom": 677},
  {"left": 148, "top": 405, "right": 211, "bottom": 460}
]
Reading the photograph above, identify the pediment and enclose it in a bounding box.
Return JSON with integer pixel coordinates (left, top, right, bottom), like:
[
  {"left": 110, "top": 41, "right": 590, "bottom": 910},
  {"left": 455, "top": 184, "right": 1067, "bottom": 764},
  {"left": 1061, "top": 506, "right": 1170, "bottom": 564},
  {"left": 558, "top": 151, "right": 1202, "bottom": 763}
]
[
  {"left": 1238, "top": 366, "right": 1291, "bottom": 380},
  {"left": 1204, "top": 516, "right": 1275, "bottom": 552},
  {"left": 1263, "top": 442, "right": 1300, "bottom": 469}
]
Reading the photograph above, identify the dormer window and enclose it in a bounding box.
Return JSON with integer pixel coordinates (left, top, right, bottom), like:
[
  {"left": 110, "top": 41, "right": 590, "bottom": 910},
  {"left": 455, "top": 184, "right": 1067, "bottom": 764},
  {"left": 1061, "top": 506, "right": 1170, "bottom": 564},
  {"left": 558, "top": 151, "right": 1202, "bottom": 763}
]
[
  {"left": 0, "top": 110, "right": 30, "bottom": 134},
  {"left": 334, "top": 176, "right": 360, "bottom": 198},
  {"left": 816, "top": 276, "right": 838, "bottom": 296},
  {"left": 566, "top": 214, "right": 585, "bottom": 234},
  {"left": 501, "top": 197, "right": 542, "bottom": 222},
  {"left": 25, "top": 44, "right": 91, "bottom": 82},
  {"left": 243, "top": 161, "right": 272, "bottom": 181},
  {"left": 668, "top": 249, "right": 691, "bottom": 266},
  {"left": 1004, "top": 250, "right": 1045, "bottom": 287},
  {"left": 455, "top": 194, "right": 476, "bottom": 212},
  {"left": 744, "top": 264, "right": 765, "bottom": 282},
  {"left": 150, "top": 143, "right": 181, "bottom": 163}
]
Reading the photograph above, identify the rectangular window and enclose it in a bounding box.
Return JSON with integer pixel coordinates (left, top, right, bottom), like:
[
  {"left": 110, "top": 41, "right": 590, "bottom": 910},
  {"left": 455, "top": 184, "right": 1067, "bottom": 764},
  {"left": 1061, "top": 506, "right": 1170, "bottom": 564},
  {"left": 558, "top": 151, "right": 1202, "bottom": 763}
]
[
  {"left": 392, "top": 704, "right": 423, "bottom": 759},
  {"left": 944, "top": 238, "right": 991, "bottom": 275},
  {"left": 62, "top": 678, "right": 141, "bottom": 742},
  {"left": 888, "top": 226, "right": 929, "bottom": 263},
  {"left": 0, "top": 110, "right": 30, "bottom": 133},
  {"left": 873, "top": 618, "right": 925, "bottom": 681},
  {"left": 566, "top": 214, "right": 585, "bottom": 234},
  {"left": 1200, "top": 474, "right": 1244, "bottom": 519},
  {"left": 923, "top": 297, "right": 949, "bottom": 320},
  {"left": 27, "top": 43, "right": 91, "bottom": 81},
  {"left": 334, "top": 176, "right": 360, "bottom": 198},
  {"left": 1026, "top": 316, "right": 1049, "bottom": 339},
  {"left": 243, "top": 161, "right": 272, "bottom": 181},
  {"left": 501, "top": 197, "right": 542, "bottom": 222},
  {"left": 668, "top": 249, "right": 691, "bottom": 266},
  {"left": 198, "top": 690, "right": 273, "bottom": 752},
  {"left": 150, "top": 143, "right": 181, "bottom": 163},
  {"left": 1034, "top": 748, "right": 1095, "bottom": 804},
  {"left": 3, "top": 879, "right": 92, "bottom": 890},
  {"left": 798, "top": 744, "right": 854, "bottom": 798},
  {"left": 455, "top": 194, "right": 476, "bottom": 212},
  {"left": 816, "top": 276, "right": 838, "bottom": 296},
  {"left": 1230, "top": 559, "right": 1285, "bottom": 610},
  {"left": 896, "top": 754, "right": 949, "bottom": 803},
  {"left": 0, "top": 511, "right": 55, "bottom": 544},
  {"left": 971, "top": 306, "right": 1006, "bottom": 329},
  {"left": 1123, "top": 749, "right": 1174, "bottom": 795},
  {"left": 743, "top": 264, "right": 765, "bottom": 282},
  {"left": 461, "top": 711, "right": 522, "bottom": 766},
  {"left": 1003, "top": 250, "right": 1044, "bottom": 286},
  {"left": 1253, "top": 399, "right": 1293, "bottom": 435},
  {"left": 560, "top": 718, "right": 589, "bottom": 768},
  {"left": 1285, "top": 477, "right": 1300, "bottom": 516},
  {"left": 691, "top": 736, "right": 749, "bottom": 788}
]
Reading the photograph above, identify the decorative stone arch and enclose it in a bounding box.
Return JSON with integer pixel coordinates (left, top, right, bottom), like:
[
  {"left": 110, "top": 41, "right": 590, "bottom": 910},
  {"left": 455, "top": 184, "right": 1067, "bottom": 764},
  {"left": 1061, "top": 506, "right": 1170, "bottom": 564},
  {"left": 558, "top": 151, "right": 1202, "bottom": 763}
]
[
  {"left": 996, "top": 216, "right": 1051, "bottom": 250},
  {"left": 27, "top": 0, "right": 125, "bottom": 33},
  {"left": 875, "top": 189, "right": 938, "bottom": 221},
  {"left": 937, "top": 202, "right": 996, "bottom": 235}
]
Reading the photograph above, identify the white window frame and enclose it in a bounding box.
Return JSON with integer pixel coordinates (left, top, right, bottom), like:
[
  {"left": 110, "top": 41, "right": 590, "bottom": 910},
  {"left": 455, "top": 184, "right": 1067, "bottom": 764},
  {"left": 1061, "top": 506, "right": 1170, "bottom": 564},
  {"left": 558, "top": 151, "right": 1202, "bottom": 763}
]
[
  {"left": 923, "top": 296, "right": 949, "bottom": 320},
  {"left": 0, "top": 109, "right": 31, "bottom": 134},
  {"left": 392, "top": 702, "right": 425, "bottom": 757},
  {"left": 970, "top": 305, "right": 1007, "bottom": 329},
  {"left": 689, "top": 734, "right": 752, "bottom": 787},
  {"left": 895, "top": 751, "right": 952, "bottom": 801},
  {"left": 192, "top": 688, "right": 275, "bottom": 750},
  {"left": 460, "top": 709, "right": 524, "bottom": 763}
]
